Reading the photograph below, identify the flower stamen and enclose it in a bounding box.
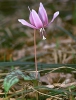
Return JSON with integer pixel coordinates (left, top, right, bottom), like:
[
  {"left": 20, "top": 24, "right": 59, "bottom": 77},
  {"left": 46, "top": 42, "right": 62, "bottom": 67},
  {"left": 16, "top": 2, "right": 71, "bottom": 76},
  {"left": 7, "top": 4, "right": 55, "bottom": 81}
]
[
  {"left": 40, "top": 28, "right": 46, "bottom": 40},
  {"left": 42, "top": 35, "right": 46, "bottom": 40}
]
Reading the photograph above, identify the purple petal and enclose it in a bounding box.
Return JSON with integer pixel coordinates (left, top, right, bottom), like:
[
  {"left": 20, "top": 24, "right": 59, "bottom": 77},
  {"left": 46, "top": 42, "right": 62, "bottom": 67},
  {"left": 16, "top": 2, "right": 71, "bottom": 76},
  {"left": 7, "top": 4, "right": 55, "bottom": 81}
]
[
  {"left": 18, "top": 19, "right": 37, "bottom": 29},
  {"left": 31, "top": 9, "right": 43, "bottom": 28},
  {"left": 51, "top": 11, "right": 59, "bottom": 22},
  {"left": 48, "top": 11, "right": 59, "bottom": 26},
  {"left": 29, "top": 10, "right": 35, "bottom": 26},
  {"left": 38, "top": 2, "right": 48, "bottom": 26}
]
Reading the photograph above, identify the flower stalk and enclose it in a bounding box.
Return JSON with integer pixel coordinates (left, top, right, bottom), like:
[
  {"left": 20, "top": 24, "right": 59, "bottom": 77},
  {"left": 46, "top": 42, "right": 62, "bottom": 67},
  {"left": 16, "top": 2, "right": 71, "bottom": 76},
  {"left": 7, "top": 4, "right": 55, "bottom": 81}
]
[{"left": 34, "top": 29, "right": 38, "bottom": 78}]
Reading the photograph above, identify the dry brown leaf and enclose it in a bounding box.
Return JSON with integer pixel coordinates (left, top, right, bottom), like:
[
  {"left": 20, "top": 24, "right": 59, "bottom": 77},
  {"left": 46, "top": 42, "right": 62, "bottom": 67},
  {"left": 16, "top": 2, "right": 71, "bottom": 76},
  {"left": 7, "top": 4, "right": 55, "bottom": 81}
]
[
  {"left": 0, "top": 48, "right": 13, "bottom": 61},
  {"left": 61, "top": 81, "right": 76, "bottom": 88},
  {"left": 40, "top": 73, "right": 75, "bottom": 85}
]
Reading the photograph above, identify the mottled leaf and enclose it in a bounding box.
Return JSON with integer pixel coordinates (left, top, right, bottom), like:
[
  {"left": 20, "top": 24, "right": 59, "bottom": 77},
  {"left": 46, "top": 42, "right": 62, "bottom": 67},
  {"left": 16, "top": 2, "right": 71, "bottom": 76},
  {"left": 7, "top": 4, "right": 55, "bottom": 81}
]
[{"left": 3, "top": 70, "right": 32, "bottom": 92}]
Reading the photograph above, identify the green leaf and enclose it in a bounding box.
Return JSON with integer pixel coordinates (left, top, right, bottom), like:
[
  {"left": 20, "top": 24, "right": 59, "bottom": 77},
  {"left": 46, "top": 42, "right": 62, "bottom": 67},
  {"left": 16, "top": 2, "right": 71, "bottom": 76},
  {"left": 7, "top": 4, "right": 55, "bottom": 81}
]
[
  {"left": 3, "top": 71, "right": 19, "bottom": 92},
  {"left": 29, "top": 71, "right": 40, "bottom": 79},
  {"left": 18, "top": 71, "right": 32, "bottom": 81},
  {"left": 3, "top": 70, "right": 33, "bottom": 92},
  {"left": 0, "top": 62, "right": 76, "bottom": 72}
]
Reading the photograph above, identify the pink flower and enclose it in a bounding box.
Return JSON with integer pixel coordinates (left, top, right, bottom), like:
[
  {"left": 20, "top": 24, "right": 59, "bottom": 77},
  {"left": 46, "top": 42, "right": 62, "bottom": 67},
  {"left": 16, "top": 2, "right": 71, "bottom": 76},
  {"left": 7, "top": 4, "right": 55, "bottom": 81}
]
[{"left": 18, "top": 2, "right": 59, "bottom": 40}]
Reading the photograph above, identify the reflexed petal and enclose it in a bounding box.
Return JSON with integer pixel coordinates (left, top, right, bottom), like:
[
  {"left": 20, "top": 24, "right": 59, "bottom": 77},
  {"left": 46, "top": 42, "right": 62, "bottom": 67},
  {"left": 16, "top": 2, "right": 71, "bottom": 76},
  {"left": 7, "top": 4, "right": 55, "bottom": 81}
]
[
  {"left": 29, "top": 11, "right": 35, "bottom": 26},
  {"left": 38, "top": 2, "right": 48, "bottom": 26},
  {"left": 18, "top": 19, "right": 37, "bottom": 29},
  {"left": 51, "top": 11, "right": 59, "bottom": 22},
  {"left": 48, "top": 11, "right": 59, "bottom": 26},
  {"left": 31, "top": 9, "right": 43, "bottom": 28}
]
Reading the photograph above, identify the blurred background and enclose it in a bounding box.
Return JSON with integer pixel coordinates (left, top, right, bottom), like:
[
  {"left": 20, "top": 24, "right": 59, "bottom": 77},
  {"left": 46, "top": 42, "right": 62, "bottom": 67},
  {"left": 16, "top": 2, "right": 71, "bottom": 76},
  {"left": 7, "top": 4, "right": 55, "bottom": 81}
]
[{"left": 0, "top": 0, "right": 76, "bottom": 64}]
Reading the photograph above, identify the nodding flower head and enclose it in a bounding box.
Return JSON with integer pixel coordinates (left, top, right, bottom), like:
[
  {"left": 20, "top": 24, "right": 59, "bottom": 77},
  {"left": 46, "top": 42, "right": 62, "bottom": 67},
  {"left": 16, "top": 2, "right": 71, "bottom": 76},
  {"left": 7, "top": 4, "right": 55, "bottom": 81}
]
[{"left": 18, "top": 2, "right": 59, "bottom": 40}]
